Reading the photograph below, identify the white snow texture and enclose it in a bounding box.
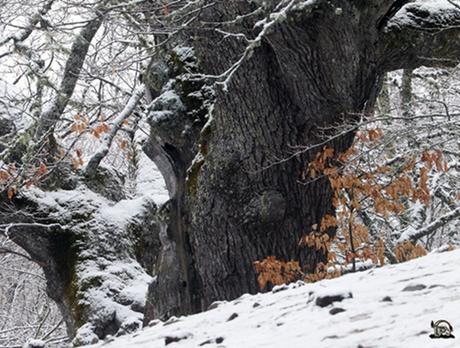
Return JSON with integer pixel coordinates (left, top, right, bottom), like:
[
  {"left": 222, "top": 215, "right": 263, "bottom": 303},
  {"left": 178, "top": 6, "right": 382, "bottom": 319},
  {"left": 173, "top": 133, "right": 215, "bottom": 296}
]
[{"left": 85, "top": 249, "right": 460, "bottom": 348}]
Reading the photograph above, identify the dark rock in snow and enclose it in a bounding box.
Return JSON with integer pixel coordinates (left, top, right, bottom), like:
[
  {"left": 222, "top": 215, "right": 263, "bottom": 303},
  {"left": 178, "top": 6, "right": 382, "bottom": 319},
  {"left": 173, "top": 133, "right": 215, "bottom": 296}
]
[
  {"left": 130, "top": 302, "right": 145, "bottom": 313},
  {"left": 402, "top": 284, "right": 426, "bottom": 292},
  {"left": 329, "top": 307, "right": 346, "bottom": 315},
  {"left": 381, "top": 296, "right": 393, "bottom": 302},
  {"left": 165, "top": 334, "right": 190, "bottom": 345},
  {"left": 322, "top": 335, "right": 340, "bottom": 340},
  {"left": 199, "top": 339, "right": 213, "bottom": 346},
  {"left": 199, "top": 337, "right": 224, "bottom": 346},
  {"left": 428, "top": 284, "right": 445, "bottom": 289},
  {"left": 207, "top": 301, "right": 224, "bottom": 310},
  {"left": 315, "top": 292, "right": 353, "bottom": 307},
  {"left": 417, "top": 330, "right": 429, "bottom": 336},
  {"left": 253, "top": 302, "right": 261, "bottom": 308},
  {"left": 227, "top": 313, "right": 239, "bottom": 321}
]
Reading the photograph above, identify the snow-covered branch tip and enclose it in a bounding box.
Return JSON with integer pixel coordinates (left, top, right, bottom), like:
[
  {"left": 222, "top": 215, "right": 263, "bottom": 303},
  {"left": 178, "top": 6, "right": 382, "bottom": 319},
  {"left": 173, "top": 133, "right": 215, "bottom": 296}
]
[
  {"left": 397, "top": 206, "right": 460, "bottom": 244},
  {"left": 85, "top": 84, "right": 145, "bottom": 177},
  {"left": 0, "top": 0, "right": 55, "bottom": 47},
  {"left": 0, "top": 222, "right": 64, "bottom": 236}
]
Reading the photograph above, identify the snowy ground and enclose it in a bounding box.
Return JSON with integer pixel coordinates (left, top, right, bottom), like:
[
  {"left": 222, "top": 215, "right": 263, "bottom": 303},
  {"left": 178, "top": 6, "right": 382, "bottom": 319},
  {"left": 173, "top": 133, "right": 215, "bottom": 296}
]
[{"left": 87, "top": 249, "right": 460, "bottom": 348}]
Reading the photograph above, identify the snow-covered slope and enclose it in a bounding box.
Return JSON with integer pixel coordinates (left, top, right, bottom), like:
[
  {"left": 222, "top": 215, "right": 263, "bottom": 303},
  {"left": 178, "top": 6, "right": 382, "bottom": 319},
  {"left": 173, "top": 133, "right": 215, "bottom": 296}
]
[{"left": 88, "top": 249, "right": 460, "bottom": 348}]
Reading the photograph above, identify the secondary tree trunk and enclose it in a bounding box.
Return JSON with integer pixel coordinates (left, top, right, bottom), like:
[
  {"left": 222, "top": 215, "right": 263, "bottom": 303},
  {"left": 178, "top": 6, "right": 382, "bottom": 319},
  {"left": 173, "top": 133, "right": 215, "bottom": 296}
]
[{"left": 1, "top": 167, "right": 162, "bottom": 344}]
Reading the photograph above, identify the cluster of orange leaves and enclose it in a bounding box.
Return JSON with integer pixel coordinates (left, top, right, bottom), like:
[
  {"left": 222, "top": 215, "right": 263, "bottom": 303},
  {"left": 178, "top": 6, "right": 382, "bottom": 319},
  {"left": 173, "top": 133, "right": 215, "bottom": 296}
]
[
  {"left": 68, "top": 114, "right": 130, "bottom": 169},
  {"left": 23, "top": 163, "right": 48, "bottom": 189},
  {"left": 70, "top": 114, "right": 90, "bottom": 133},
  {"left": 394, "top": 241, "right": 428, "bottom": 263},
  {"left": 92, "top": 123, "right": 110, "bottom": 139},
  {"left": 71, "top": 148, "right": 84, "bottom": 170},
  {"left": 299, "top": 231, "right": 331, "bottom": 253},
  {"left": 254, "top": 257, "right": 303, "bottom": 290},
  {"left": 70, "top": 114, "right": 114, "bottom": 139},
  {"left": 1, "top": 161, "right": 50, "bottom": 199},
  {"left": 304, "top": 262, "right": 341, "bottom": 283},
  {"left": 163, "top": 2, "right": 169, "bottom": 16},
  {"left": 307, "top": 130, "right": 448, "bottom": 265},
  {"left": 0, "top": 113, "right": 132, "bottom": 199},
  {"left": 255, "top": 129, "right": 449, "bottom": 288}
]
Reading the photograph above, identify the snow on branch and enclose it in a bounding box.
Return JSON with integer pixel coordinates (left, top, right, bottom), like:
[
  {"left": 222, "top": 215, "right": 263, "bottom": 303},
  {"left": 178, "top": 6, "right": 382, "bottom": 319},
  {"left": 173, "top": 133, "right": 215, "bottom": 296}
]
[
  {"left": 398, "top": 206, "right": 460, "bottom": 244},
  {"left": 0, "top": 0, "right": 55, "bottom": 47},
  {"left": 0, "top": 222, "right": 63, "bottom": 238},
  {"left": 34, "top": 10, "right": 105, "bottom": 141},
  {"left": 85, "top": 85, "right": 145, "bottom": 177}
]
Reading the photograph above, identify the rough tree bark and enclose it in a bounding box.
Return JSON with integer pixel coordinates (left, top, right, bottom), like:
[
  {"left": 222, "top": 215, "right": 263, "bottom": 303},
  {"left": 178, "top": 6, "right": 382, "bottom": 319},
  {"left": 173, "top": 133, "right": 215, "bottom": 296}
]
[
  {"left": 145, "top": 0, "right": 460, "bottom": 320},
  {"left": 2, "top": 0, "right": 460, "bottom": 343}
]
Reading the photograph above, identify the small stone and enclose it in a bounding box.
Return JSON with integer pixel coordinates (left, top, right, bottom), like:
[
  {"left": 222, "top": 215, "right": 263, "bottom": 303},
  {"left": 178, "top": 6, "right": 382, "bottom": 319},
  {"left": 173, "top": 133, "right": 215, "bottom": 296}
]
[
  {"left": 253, "top": 302, "right": 261, "bottom": 308},
  {"left": 165, "top": 336, "right": 181, "bottom": 345},
  {"left": 322, "top": 335, "right": 340, "bottom": 340},
  {"left": 199, "top": 337, "right": 224, "bottom": 346},
  {"left": 402, "top": 284, "right": 427, "bottom": 292},
  {"left": 131, "top": 302, "right": 144, "bottom": 313},
  {"left": 429, "top": 284, "right": 444, "bottom": 289},
  {"left": 227, "top": 313, "right": 239, "bottom": 321},
  {"left": 417, "top": 330, "right": 429, "bottom": 336},
  {"left": 199, "top": 339, "right": 213, "bottom": 346},
  {"left": 381, "top": 296, "right": 392, "bottom": 302},
  {"left": 329, "top": 307, "right": 346, "bottom": 315},
  {"left": 165, "top": 335, "right": 190, "bottom": 345},
  {"left": 315, "top": 292, "right": 353, "bottom": 308},
  {"left": 207, "top": 301, "right": 221, "bottom": 310}
]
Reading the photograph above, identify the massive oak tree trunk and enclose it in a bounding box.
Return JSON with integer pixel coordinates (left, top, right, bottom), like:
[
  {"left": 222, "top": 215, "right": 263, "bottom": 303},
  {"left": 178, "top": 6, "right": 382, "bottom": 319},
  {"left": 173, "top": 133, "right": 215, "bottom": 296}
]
[
  {"left": 145, "top": 0, "right": 460, "bottom": 320},
  {"left": 146, "top": 1, "right": 385, "bottom": 319}
]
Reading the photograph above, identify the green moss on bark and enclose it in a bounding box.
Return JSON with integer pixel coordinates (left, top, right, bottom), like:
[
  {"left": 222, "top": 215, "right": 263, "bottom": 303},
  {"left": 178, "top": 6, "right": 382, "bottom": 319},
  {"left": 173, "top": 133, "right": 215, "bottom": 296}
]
[
  {"left": 186, "top": 157, "right": 205, "bottom": 197},
  {"left": 49, "top": 230, "right": 85, "bottom": 329}
]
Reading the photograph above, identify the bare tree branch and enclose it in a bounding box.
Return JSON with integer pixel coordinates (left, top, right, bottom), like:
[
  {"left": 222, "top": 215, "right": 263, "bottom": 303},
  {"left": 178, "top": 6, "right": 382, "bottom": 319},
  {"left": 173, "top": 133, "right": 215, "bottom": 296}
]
[
  {"left": 0, "top": 0, "right": 55, "bottom": 47},
  {"left": 85, "top": 84, "right": 145, "bottom": 177},
  {"left": 34, "top": 9, "right": 106, "bottom": 140}
]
